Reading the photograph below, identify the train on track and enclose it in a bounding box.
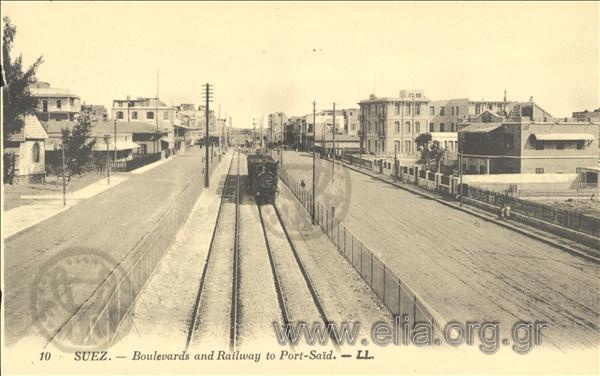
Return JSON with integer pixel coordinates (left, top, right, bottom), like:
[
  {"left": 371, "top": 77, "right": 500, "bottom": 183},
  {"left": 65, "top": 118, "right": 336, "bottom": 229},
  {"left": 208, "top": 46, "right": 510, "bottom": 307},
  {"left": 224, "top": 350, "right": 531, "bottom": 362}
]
[{"left": 246, "top": 154, "right": 278, "bottom": 204}]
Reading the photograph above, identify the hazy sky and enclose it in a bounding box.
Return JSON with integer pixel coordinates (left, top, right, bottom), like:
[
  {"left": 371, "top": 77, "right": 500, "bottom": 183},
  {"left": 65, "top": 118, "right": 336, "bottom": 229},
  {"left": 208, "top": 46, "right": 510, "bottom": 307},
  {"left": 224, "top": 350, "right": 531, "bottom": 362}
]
[{"left": 3, "top": 1, "right": 598, "bottom": 127}]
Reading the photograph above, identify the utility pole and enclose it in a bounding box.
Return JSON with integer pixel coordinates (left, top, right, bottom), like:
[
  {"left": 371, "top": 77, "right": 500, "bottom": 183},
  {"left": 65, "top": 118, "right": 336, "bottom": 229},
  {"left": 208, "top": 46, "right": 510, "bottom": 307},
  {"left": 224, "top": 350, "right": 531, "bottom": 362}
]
[
  {"left": 113, "top": 120, "right": 117, "bottom": 169},
  {"left": 104, "top": 135, "right": 111, "bottom": 185},
  {"left": 459, "top": 136, "right": 463, "bottom": 207},
  {"left": 260, "top": 115, "right": 264, "bottom": 149},
  {"left": 331, "top": 102, "right": 336, "bottom": 218},
  {"left": 312, "top": 101, "right": 316, "bottom": 225},
  {"left": 203, "top": 83, "right": 213, "bottom": 188},
  {"left": 252, "top": 118, "right": 256, "bottom": 148},
  {"left": 280, "top": 112, "right": 284, "bottom": 167},
  {"left": 61, "top": 133, "right": 66, "bottom": 206}
]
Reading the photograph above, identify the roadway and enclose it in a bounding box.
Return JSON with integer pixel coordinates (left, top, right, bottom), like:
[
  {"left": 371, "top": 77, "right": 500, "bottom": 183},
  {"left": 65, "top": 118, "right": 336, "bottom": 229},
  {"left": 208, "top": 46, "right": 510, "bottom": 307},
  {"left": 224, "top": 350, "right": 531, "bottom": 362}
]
[
  {"left": 277, "top": 150, "right": 599, "bottom": 350},
  {"left": 3, "top": 147, "right": 212, "bottom": 346}
]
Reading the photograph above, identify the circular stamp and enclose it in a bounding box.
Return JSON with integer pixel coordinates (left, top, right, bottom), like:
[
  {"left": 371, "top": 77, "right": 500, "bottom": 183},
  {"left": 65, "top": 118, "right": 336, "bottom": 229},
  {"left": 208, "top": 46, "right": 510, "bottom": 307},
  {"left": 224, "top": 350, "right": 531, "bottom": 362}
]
[
  {"left": 31, "top": 247, "right": 133, "bottom": 352},
  {"left": 271, "top": 154, "right": 353, "bottom": 240}
]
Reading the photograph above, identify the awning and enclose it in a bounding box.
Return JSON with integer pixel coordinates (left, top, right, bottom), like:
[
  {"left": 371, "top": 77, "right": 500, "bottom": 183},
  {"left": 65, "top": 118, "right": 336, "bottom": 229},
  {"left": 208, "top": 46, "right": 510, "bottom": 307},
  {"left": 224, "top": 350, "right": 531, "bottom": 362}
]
[
  {"left": 459, "top": 123, "right": 504, "bottom": 133},
  {"left": 533, "top": 133, "right": 595, "bottom": 141},
  {"left": 93, "top": 140, "right": 140, "bottom": 151}
]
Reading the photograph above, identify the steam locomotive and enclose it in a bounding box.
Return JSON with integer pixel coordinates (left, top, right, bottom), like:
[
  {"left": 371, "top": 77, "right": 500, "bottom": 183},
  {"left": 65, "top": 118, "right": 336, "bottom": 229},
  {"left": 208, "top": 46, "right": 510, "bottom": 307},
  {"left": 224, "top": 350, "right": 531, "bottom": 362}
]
[{"left": 246, "top": 154, "right": 278, "bottom": 204}]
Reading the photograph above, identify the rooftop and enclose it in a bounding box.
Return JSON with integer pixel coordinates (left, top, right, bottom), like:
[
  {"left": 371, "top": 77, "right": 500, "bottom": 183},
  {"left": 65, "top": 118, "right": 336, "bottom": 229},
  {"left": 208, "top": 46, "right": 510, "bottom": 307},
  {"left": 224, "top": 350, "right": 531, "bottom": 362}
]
[{"left": 43, "top": 120, "right": 166, "bottom": 136}]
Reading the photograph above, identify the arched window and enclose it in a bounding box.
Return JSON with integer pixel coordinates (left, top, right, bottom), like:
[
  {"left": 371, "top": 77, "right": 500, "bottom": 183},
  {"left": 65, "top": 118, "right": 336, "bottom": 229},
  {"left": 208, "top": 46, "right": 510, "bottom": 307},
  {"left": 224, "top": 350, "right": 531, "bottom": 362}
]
[{"left": 32, "top": 142, "right": 40, "bottom": 163}]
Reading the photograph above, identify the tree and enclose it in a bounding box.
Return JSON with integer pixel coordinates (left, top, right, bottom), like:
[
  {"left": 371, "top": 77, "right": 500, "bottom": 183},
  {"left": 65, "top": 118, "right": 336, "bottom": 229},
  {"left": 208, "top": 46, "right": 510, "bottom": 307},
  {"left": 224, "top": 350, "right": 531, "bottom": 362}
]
[
  {"left": 415, "top": 133, "right": 445, "bottom": 172},
  {"left": 62, "top": 114, "right": 95, "bottom": 181},
  {"left": 2, "top": 17, "right": 44, "bottom": 142}
]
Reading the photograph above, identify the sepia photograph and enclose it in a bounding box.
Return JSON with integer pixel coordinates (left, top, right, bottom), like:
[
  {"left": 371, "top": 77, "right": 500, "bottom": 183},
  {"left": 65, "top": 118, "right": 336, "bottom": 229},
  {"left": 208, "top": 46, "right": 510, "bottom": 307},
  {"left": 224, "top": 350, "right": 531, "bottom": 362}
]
[{"left": 1, "top": 1, "right": 599, "bottom": 375}]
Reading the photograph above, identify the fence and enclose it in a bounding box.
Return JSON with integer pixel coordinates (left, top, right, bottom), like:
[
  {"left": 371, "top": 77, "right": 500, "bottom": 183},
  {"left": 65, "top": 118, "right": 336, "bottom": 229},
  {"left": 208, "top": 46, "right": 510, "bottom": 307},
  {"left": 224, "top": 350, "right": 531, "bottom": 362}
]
[
  {"left": 467, "top": 186, "right": 600, "bottom": 237},
  {"left": 341, "top": 154, "right": 373, "bottom": 170},
  {"left": 53, "top": 153, "right": 221, "bottom": 348},
  {"left": 278, "top": 168, "right": 445, "bottom": 334}
]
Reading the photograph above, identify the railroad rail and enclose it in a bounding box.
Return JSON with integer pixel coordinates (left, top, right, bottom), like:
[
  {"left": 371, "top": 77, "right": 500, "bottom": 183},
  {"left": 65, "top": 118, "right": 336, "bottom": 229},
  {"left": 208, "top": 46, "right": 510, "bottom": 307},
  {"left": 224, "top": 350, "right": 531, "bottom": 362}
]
[
  {"left": 259, "top": 203, "right": 340, "bottom": 348},
  {"left": 186, "top": 151, "right": 241, "bottom": 351}
]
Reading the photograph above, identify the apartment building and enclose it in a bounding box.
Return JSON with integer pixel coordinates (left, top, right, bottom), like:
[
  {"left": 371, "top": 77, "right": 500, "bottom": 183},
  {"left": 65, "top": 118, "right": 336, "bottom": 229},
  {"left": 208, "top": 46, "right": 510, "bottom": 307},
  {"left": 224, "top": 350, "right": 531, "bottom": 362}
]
[
  {"left": 30, "top": 81, "right": 81, "bottom": 121},
  {"left": 358, "top": 90, "right": 430, "bottom": 156}
]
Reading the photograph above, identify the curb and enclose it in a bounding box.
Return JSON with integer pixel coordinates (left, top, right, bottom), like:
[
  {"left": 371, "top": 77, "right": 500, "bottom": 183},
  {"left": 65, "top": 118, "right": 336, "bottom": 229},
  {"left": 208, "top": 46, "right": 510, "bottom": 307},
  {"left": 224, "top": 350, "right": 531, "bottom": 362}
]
[{"left": 333, "top": 159, "right": 600, "bottom": 264}]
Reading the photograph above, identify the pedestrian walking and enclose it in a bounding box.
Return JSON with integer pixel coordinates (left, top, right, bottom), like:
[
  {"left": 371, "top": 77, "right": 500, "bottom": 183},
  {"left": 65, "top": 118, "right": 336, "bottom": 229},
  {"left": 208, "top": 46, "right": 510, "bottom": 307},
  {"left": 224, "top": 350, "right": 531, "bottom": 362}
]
[{"left": 300, "top": 179, "right": 306, "bottom": 189}]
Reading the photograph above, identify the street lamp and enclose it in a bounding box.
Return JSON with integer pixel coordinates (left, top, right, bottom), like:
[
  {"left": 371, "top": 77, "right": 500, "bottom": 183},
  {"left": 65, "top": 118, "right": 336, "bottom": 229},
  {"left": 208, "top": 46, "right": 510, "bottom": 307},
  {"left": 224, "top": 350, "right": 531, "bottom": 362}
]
[{"left": 104, "top": 134, "right": 111, "bottom": 185}]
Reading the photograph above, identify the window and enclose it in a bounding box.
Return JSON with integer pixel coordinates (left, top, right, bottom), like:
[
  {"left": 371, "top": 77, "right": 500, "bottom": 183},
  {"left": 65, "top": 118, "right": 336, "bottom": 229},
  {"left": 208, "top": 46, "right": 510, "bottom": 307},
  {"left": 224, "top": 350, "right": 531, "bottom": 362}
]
[
  {"left": 451, "top": 107, "right": 455, "bottom": 116},
  {"left": 430, "top": 106, "right": 435, "bottom": 116},
  {"left": 32, "top": 142, "right": 40, "bottom": 163},
  {"left": 557, "top": 141, "right": 565, "bottom": 150},
  {"left": 456, "top": 106, "right": 459, "bottom": 116},
  {"left": 116, "top": 111, "right": 124, "bottom": 119},
  {"left": 415, "top": 121, "right": 420, "bottom": 133},
  {"left": 429, "top": 122, "right": 434, "bottom": 132},
  {"left": 56, "top": 99, "right": 62, "bottom": 110},
  {"left": 440, "top": 106, "right": 445, "bottom": 116},
  {"left": 147, "top": 111, "right": 154, "bottom": 120},
  {"left": 475, "top": 104, "right": 481, "bottom": 115},
  {"left": 451, "top": 122, "right": 455, "bottom": 131},
  {"left": 132, "top": 111, "right": 138, "bottom": 120},
  {"left": 406, "top": 104, "right": 411, "bottom": 115},
  {"left": 440, "top": 123, "right": 445, "bottom": 132},
  {"left": 164, "top": 111, "right": 169, "bottom": 120},
  {"left": 395, "top": 103, "right": 400, "bottom": 115},
  {"left": 577, "top": 141, "right": 585, "bottom": 150},
  {"left": 416, "top": 93, "right": 421, "bottom": 98},
  {"left": 415, "top": 104, "right": 420, "bottom": 115},
  {"left": 70, "top": 98, "right": 75, "bottom": 106},
  {"left": 395, "top": 121, "right": 400, "bottom": 133},
  {"left": 405, "top": 121, "right": 411, "bottom": 133},
  {"left": 535, "top": 168, "right": 544, "bottom": 174}
]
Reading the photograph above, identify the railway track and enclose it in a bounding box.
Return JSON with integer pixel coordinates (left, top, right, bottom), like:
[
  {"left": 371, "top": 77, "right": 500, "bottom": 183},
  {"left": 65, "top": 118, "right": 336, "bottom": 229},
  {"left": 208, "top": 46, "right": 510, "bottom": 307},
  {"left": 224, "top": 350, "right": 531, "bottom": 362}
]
[
  {"left": 186, "top": 151, "right": 241, "bottom": 351},
  {"left": 187, "top": 151, "right": 338, "bottom": 350},
  {"left": 258, "top": 203, "right": 339, "bottom": 348}
]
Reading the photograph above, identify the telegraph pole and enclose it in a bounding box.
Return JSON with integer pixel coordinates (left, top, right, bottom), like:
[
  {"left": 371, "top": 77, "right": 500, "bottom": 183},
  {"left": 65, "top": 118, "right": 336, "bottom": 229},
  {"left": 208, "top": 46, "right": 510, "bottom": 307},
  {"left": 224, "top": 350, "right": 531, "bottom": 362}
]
[
  {"left": 104, "top": 135, "right": 111, "bottom": 185},
  {"left": 280, "top": 112, "right": 284, "bottom": 167},
  {"left": 61, "top": 133, "right": 66, "bottom": 206},
  {"left": 312, "top": 101, "right": 316, "bottom": 225},
  {"left": 113, "top": 120, "right": 117, "bottom": 168},
  {"left": 260, "top": 115, "right": 264, "bottom": 149},
  {"left": 203, "top": 83, "right": 213, "bottom": 188},
  {"left": 331, "top": 102, "right": 336, "bottom": 218}
]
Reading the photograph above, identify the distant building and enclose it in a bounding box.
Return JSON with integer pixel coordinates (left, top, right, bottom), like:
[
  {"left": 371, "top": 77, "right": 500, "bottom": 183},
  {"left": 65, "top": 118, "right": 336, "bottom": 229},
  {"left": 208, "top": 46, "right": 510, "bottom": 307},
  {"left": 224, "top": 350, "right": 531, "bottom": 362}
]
[
  {"left": 30, "top": 81, "right": 81, "bottom": 121},
  {"left": 343, "top": 108, "right": 360, "bottom": 136},
  {"left": 428, "top": 98, "right": 514, "bottom": 133},
  {"left": 358, "top": 90, "right": 430, "bottom": 156},
  {"left": 268, "top": 112, "right": 287, "bottom": 144},
  {"left": 458, "top": 102, "right": 598, "bottom": 174},
  {"left": 43, "top": 120, "right": 165, "bottom": 170},
  {"left": 572, "top": 107, "right": 600, "bottom": 122},
  {"left": 4, "top": 115, "right": 48, "bottom": 184},
  {"left": 81, "top": 104, "right": 108, "bottom": 122},
  {"left": 303, "top": 110, "right": 344, "bottom": 151},
  {"left": 111, "top": 97, "right": 177, "bottom": 152}
]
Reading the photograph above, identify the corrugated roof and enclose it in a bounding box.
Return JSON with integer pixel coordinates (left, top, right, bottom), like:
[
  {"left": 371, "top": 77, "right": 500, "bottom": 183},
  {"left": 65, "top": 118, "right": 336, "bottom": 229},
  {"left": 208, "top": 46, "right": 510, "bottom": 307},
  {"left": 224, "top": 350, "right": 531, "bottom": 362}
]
[
  {"left": 30, "top": 86, "right": 79, "bottom": 98},
  {"left": 43, "top": 120, "right": 164, "bottom": 136},
  {"left": 459, "top": 123, "right": 504, "bottom": 133}
]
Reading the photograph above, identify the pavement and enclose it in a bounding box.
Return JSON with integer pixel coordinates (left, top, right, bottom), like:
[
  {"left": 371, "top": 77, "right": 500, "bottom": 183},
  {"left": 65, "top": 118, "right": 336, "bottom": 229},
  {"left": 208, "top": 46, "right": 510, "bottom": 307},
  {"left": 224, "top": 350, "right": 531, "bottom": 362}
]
[
  {"left": 3, "top": 176, "right": 128, "bottom": 239},
  {"left": 3, "top": 146, "right": 219, "bottom": 346},
  {"left": 277, "top": 150, "right": 600, "bottom": 350}
]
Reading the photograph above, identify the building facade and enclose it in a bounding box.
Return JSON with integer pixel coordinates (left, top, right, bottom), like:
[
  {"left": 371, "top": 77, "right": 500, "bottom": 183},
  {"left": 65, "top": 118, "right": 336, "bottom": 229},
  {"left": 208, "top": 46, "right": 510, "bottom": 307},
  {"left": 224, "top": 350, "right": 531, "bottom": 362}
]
[
  {"left": 344, "top": 108, "right": 360, "bottom": 136},
  {"left": 459, "top": 107, "right": 599, "bottom": 174},
  {"left": 81, "top": 104, "right": 108, "bottom": 122},
  {"left": 30, "top": 82, "right": 81, "bottom": 121},
  {"left": 572, "top": 107, "right": 600, "bottom": 122},
  {"left": 268, "top": 112, "right": 287, "bottom": 144},
  {"left": 358, "top": 90, "right": 430, "bottom": 156},
  {"left": 4, "top": 115, "right": 48, "bottom": 184}
]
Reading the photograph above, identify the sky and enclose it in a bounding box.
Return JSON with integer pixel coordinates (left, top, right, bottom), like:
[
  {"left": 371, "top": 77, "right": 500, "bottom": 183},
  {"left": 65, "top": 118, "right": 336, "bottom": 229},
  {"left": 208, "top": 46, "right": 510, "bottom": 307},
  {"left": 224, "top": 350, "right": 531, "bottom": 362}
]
[{"left": 2, "top": 1, "right": 599, "bottom": 128}]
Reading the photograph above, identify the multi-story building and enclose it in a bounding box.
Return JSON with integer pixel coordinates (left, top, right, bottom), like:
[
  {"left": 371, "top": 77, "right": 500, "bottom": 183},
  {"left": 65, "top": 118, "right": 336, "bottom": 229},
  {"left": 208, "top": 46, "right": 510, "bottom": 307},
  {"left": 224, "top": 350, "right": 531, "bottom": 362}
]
[
  {"left": 81, "top": 104, "right": 108, "bottom": 122},
  {"left": 572, "top": 107, "right": 600, "bottom": 122},
  {"left": 343, "top": 108, "right": 360, "bottom": 136},
  {"left": 303, "top": 109, "right": 345, "bottom": 152},
  {"left": 111, "top": 97, "right": 177, "bottom": 151},
  {"left": 268, "top": 112, "right": 287, "bottom": 144},
  {"left": 458, "top": 101, "right": 598, "bottom": 174},
  {"left": 428, "top": 98, "right": 513, "bottom": 133},
  {"left": 30, "top": 81, "right": 81, "bottom": 121},
  {"left": 358, "top": 90, "right": 430, "bottom": 156}
]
